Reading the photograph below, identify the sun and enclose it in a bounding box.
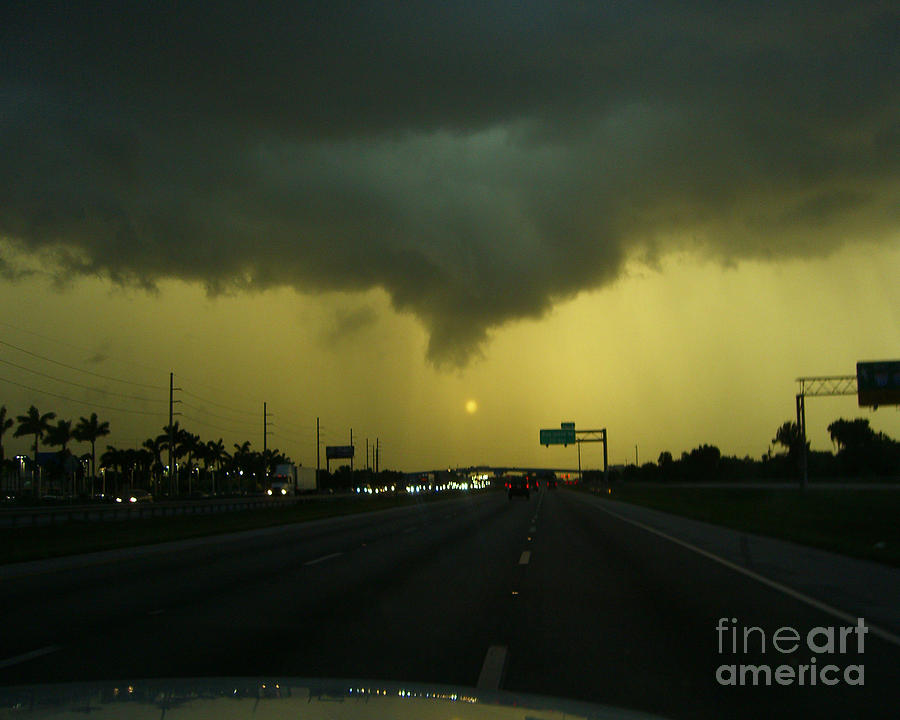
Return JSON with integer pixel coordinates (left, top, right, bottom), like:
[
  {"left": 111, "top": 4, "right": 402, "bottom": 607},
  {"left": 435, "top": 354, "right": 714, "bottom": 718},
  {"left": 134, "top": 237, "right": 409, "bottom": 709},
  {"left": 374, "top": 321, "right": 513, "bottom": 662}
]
[{"left": 465, "top": 399, "right": 478, "bottom": 414}]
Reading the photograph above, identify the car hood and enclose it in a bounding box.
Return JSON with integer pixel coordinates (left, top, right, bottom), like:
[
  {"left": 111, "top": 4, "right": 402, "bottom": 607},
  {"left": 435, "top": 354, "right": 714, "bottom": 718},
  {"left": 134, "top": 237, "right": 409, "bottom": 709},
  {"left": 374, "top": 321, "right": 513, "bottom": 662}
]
[{"left": 0, "top": 677, "right": 672, "bottom": 719}]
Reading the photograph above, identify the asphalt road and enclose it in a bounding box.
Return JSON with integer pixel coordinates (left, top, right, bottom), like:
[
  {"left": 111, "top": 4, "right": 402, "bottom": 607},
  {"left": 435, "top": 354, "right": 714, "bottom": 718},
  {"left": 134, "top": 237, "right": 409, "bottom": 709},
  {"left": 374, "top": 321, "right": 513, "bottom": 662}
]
[{"left": 2, "top": 488, "right": 899, "bottom": 719}]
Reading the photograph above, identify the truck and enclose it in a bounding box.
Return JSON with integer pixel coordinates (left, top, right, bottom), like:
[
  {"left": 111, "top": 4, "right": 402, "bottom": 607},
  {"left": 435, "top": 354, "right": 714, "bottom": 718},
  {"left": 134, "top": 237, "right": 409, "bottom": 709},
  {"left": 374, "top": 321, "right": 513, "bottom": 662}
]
[
  {"left": 297, "top": 466, "right": 317, "bottom": 492},
  {"left": 266, "top": 464, "right": 317, "bottom": 496}
]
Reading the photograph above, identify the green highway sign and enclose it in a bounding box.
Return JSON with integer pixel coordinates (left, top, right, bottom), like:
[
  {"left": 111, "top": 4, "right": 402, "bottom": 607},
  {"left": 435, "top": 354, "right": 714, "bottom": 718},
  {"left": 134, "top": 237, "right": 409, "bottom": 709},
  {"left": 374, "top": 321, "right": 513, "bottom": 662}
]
[
  {"left": 540, "top": 428, "right": 576, "bottom": 446},
  {"left": 857, "top": 360, "right": 900, "bottom": 407}
]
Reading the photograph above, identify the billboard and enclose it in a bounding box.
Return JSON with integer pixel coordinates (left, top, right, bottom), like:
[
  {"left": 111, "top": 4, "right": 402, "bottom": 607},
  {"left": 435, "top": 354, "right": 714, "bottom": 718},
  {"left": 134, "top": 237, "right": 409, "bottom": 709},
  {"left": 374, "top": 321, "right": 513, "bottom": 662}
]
[
  {"left": 325, "top": 445, "right": 355, "bottom": 459},
  {"left": 857, "top": 361, "right": 900, "bottom": 407}
]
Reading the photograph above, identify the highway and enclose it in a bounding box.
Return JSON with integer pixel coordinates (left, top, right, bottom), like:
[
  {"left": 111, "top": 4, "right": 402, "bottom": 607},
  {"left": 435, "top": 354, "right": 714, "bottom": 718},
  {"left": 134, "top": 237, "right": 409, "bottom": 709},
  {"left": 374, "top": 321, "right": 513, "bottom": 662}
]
[{"left": 2, "top": 488, "right": 899, "bottom": 719}]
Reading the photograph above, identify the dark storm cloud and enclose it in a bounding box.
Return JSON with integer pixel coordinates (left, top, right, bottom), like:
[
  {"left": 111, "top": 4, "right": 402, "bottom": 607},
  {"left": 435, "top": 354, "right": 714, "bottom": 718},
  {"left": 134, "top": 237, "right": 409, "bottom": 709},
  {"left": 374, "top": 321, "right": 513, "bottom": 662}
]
[{"left": 1, "top": 2, "right": 897, "bottom": 365}]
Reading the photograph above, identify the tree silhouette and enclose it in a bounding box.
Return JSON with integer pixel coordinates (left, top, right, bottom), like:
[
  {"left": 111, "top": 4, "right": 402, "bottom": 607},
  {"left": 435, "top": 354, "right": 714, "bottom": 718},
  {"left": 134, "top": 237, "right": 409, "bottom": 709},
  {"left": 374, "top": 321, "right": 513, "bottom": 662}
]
[
  {"left": 14, "top": 405, "right": 56, "bottom": 497},
  {"left": 142, "top": 436, "right": 165, "bottom": 495},
  {"left": 74, "top": 413, "right": 110, "bottom": 497},
  {"left": 827, "top": 418, "right": 875, "bottom": 453},
  {"left": 0, "top": 405, "right": 13, "bottom": 465},
  {"left": 46, "top": 419, "right": 74, "bottom": 495},
  {"left": 0, "top": 406, "right": 14, "bottom": 492},
  {"left": 772, "top": 421, "right": 806, "bottom": 457},
  {"left": 205, "top": 438, "right": 228, "bottom": 494}
]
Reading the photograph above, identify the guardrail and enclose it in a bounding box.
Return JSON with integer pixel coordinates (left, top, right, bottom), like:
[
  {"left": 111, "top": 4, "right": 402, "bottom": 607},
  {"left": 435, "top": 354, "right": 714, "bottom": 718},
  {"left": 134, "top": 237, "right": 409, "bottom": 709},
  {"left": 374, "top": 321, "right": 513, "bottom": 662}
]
[{"left": 0, "top": 495, "right": 329, "bottom": 528}]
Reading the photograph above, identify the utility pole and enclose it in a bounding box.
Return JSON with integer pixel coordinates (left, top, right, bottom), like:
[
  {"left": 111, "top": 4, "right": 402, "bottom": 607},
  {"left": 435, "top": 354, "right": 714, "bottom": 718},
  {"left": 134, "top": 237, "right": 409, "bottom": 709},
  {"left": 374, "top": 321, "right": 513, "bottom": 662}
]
[
  {"left": 168, "top": 373, "right": 175, "bottom": 496},
  {"left": 350, "top": 428, "right": 353, "bottom": 472},
  {"left": 366, "top": 438, "right": 369, "bottom": 471},
  {"left": 263, "top": 402, "right": 267, "bottom": 455},
  {"left": 375, "top": 437, "right": 379, "bottom": 475},
  {"left": 635, "top": 445, "right": 639, "bottom": 466},
  {"left": 316, "top": 417, "right": 320, "bottom": 486},
  {"left": 603, "top": 428, "right": 608, "bottom": 482}
]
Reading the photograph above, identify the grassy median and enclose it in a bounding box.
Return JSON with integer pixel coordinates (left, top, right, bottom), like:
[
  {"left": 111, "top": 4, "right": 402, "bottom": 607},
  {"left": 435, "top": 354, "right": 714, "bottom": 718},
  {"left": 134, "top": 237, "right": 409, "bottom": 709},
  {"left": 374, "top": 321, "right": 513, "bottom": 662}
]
[
  {"left": 1, "top": 491, "right": 487, "bottom": 565},
  {"left": 597, "top": 484, "right": 900, "bottom": 567}
]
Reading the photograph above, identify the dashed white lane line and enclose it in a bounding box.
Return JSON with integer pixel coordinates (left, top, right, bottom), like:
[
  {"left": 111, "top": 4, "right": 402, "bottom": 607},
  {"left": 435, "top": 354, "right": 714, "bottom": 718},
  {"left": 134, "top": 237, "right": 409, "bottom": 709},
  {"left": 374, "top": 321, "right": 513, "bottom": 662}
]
[
  {"left": 595, "top": 503, "right": 900, "bottom": 648},
  {"left": 477, "top": 645, "right": 508, "bottom": 690},
  {"left": 303, "top": 552, "right": 343, "bottom": 566},
  {"left": 519, "top": 550, "right": 531, "bottom": 565},
  {"left": 0, "top": 645, "right": 60, "bottom": 670}
]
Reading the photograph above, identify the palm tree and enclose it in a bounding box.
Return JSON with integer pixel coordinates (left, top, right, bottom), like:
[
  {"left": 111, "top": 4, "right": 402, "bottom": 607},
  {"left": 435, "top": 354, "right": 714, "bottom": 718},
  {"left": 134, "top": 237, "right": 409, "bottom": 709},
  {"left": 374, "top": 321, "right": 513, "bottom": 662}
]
[
  {"left": 100, "top": 445, "right": 123, "bottom": 497},
  {"left": 0, "top": 405, "right": 13, "bottom": 464},
  {"left": 205, "top": 438, "right": 227, "bottom": 495},
  {"left": 159, "top": 422, "right": 188, "bottom": 495},
  {"left": 45, "top": 419, "right": 74, "bottom": 496},
  {"left": 173, "top": 429, "right": 201, "bottom": 495},
  {"left": 136, "top": 448, "right": 154, "bottom": 487},
  {"left": 74, "top": 413, "right": 110, "bottom": 497},
  {"left": 0, "top": 405, "right": 13, "bottom": 492},
  {"left": 232, "top": 441, "right": 252, "bottom": 494},
  {"left": 14, "top": 405, "right": 56, "bottom": 497},
  {"left": 142, "top": 436, "right": 165, "bottom": 495}
]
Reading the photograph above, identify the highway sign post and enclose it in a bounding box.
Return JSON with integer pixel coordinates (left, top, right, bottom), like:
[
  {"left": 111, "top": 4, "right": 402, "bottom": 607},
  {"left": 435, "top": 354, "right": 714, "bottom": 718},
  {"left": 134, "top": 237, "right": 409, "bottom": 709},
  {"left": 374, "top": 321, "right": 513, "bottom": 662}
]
[
  {"left": 539, "top": 423, "right": 608, "bottom": 482},
  {"left": 325, "top": 445, "right": 355, "bottom": 473},
  {"left": 794, "top": 360, "right": 900, "bottom": 489}
]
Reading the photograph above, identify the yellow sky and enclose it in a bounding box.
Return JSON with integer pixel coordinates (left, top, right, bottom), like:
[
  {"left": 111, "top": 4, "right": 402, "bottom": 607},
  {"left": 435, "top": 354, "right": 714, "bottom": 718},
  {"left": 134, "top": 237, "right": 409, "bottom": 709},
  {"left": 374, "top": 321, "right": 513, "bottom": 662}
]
[{"left": 2, "top": 240, "right": 898, "bottom": 472}]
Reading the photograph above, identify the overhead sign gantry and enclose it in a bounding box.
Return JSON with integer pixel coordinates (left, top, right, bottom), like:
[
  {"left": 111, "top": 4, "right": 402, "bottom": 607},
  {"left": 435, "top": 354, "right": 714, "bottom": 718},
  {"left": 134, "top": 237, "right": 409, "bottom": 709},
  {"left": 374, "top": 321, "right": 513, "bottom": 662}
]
[
  {"left": 539, "top": 422, "right": 608, "bottom": 480},
  {"left": 795, "top": 359, "right": 899, "bottom": 487}
]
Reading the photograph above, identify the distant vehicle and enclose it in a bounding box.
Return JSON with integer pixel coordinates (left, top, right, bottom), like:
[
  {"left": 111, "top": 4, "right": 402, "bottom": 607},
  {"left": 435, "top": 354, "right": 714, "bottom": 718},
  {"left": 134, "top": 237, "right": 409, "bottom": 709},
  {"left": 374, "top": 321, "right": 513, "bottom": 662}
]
[
  {"left": 266, "top": 464, "right": 317, "bottom": 496},
  {"left": 267, "top": 464, "right": 297, "bottom": 496},
  {"left": 506, "top": 475, "right": 530, "bottom": 500},
  {"left": 297, "top": 466, "right": 317, "bottom": 492},
  {"left": 115, "top": 488, "right": 153, "bottom": 503},
  {"left": 547, "top": 478, "right": 558, "bottom": 489}
]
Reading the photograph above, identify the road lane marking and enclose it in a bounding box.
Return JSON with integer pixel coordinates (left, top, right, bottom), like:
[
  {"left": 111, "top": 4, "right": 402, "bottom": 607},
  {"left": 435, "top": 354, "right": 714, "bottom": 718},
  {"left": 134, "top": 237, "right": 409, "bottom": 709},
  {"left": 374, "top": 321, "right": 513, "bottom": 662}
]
[
  {"left": 529, "top": 525, "right": 536, "bottom": 533},
  {"left": 595, "top": 504, "right": 900, "bottom": 648},
  {"left": 477, "top": 645, "right": 508, "bottom": 690},
  {"left": 0, "top": 645, "right": 60, "bottom": 670},
  {"left": 303, "top": 552, "right": 343, "bottom": 566},
  {"left": 519, "top": 551, "right": 531, "bottom": 565},
  {"left": 148, "top": 609, "right": 165, "bottom": 616},
  {"left": 403, "top": 526, "right": 418, "bottom": 534}
]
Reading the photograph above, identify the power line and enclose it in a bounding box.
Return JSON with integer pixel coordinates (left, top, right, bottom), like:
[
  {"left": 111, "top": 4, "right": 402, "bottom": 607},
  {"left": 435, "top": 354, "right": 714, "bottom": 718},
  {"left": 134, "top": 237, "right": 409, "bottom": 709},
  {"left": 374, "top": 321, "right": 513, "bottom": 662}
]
[
  {"left": 171, "top": 370, "right": 264, "bottom": 408},
  {"left": 178, "top": 388, "right": 258, "bottom": 418},
  {"left": 0, "top": 339, "right": 165, "bottom": 390},
  {"left": 179, "top": 400, "right": 259, "bottom": 427},
  {"left": 0, "top": 375, "right": 169, "bottom": 417},
  {"left": 0, "top": 357, "right": 166, "bottom": 404},
  {"left": 0, "top": 320, "right": 162, "bottom": 375},
  {"left": 179, "top": 412, "right": 257, "bottom": 437}
]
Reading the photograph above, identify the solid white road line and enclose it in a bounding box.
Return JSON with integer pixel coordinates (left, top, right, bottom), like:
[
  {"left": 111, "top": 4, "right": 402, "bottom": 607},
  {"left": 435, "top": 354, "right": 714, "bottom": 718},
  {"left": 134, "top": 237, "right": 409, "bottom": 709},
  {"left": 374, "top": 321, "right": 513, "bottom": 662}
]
[
  {"left": 0, "top": 645, "right": 61, "bottom": 670},
  {"left": 303, "top": 552, "right": 343, "bottom": 566},
  {"left": 595, "top": 503, "right": 900, "bottom": 648},
  {"left": 519, "top": 550, "right": 531, "bottom": 565},
  {"left": 477, "top": 645, "right": 508, "bottom": 690}
]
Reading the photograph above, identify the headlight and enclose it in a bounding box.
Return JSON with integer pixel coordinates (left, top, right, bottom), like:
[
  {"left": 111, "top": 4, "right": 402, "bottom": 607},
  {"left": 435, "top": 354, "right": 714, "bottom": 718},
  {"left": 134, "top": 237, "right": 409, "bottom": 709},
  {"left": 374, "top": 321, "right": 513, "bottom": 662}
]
[
  {"left": 129, "top": 496, "right": 137, "bottom": 503},
  {"left": 281, "top": 488, "right": 286, "bottom": 495},
  {"left": 266, "top": 489, "right": 272, "bottom": 495}
]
